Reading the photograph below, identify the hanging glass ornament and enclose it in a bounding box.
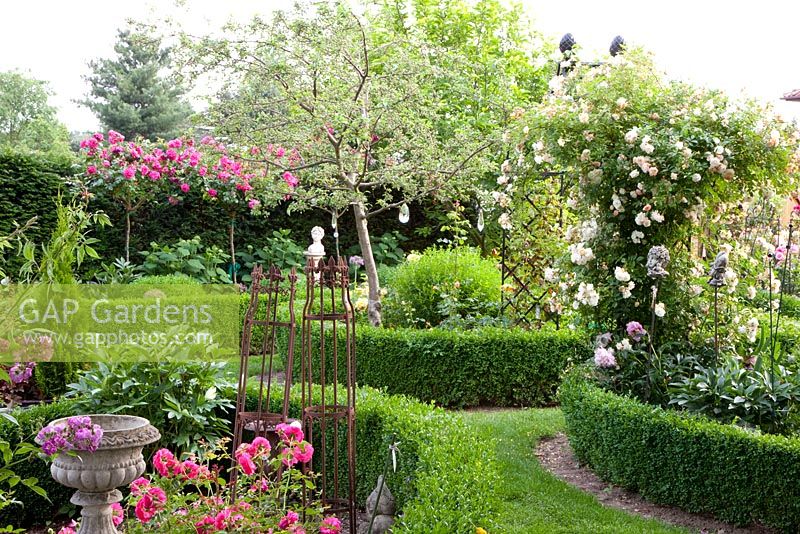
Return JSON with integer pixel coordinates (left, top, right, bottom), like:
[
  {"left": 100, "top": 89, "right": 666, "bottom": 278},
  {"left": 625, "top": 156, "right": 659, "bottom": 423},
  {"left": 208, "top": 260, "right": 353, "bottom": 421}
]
[
  {"left": 331, "top": 212, "right": 337, "bottom": 229},
  {"left": 399, "top": 203, "right": 410, "bottom": 224},
  {"left": 476, "top": 208, "right": 485, "bottom": 233}
]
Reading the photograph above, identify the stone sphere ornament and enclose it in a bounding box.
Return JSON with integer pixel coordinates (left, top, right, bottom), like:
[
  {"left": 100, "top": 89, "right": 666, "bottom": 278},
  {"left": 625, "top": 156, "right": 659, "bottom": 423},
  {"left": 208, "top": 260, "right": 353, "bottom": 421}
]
[
  {"left": 44, "top": 415, "right": 160, "bottom": 534},
  {"left": 646, "top": 245, "right": 670, "bottom": 279}
]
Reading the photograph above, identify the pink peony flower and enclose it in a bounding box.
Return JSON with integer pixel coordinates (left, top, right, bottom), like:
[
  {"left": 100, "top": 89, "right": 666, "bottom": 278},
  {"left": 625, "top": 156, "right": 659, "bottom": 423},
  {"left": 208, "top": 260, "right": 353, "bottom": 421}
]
[
  {"left": 626, "top": 321, "right": 647, "bottom": 342},
  {"left": 123, "top": 166, "right": 136, "bottom": 179},
  {"left": 86, "top": 165, "right": 97, "bottom": 175},
  {"left": 108, "top": 130, "right": 124, "bottom": 144},
  {"left": 180, "top": 182, "right": 190, "bottom": 193},
  {"left": 207, "top": 188, "right": 217, "bottom": 197},
  {"left": 594, "top": 347, "right": 617, "bottom": 368}
]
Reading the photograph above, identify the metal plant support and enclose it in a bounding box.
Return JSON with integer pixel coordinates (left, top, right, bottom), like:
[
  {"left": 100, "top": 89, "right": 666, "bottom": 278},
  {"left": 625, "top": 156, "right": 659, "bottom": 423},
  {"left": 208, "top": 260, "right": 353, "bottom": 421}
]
[
  {"left": 232, "top": 264, "right": 298, "bottom": 492},
  {"left": 501, "top": 170, "right": 572, "bottom": 329},
  {"left": 301, "top": 257, "right": 357, "bottom": 532}
]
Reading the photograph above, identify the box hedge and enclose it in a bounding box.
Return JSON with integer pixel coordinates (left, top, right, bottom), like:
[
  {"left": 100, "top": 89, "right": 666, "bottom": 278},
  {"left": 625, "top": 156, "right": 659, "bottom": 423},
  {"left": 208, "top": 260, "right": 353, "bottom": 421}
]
[
  {"left": 0, "top": 386, "right": 498, "bottom": 532},
  {"left": 560, "top": 369, "right": 800, "bottom": 532},
  {"left": 240, "top": 294, "right": 589, "bottom": 407}
]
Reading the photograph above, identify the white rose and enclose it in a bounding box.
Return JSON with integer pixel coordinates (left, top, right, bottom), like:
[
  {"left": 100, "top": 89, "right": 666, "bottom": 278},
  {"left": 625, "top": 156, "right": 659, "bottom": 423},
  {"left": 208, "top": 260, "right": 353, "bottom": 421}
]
[
  {"left": 614, "top": 266, "right": 631, "bottom": 282},
  {"left": 654, "top": 302, "right": 666, "bottom": 317}
]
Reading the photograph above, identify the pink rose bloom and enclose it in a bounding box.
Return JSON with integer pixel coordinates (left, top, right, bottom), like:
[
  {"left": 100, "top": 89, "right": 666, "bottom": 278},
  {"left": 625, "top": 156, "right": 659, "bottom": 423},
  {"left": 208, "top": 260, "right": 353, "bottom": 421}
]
[
  {"left": 291, "top": 442, "right": 314, "bottom": 464},
  {"left": 153, "top": 449, "right": 177, "bottom": 477},
  {"left": 278, "top": 510, "right": 299, "bottom": 529},
  {"left": 248, "top": 198, "right": 260, "bottom": 210},
  {"left": 122, "top": 166, "right": 136, "bottom": 180},
  {"left": 134, "top": 494, "right": 157, "bottom": 523},
  {"left": 320, "top": 516, "right": 342, "bottom": 534},
  {"left": 130, "top": 477, "right": 151, "bottom": 496},
  {"left": 250, "top": 478, "right": 270, "bottom": 492},
  {"left": 180, "top": 182, "right": 190, "bottom": 193},
  {"left": 167, "top": 138, "right": 182, "bottom": 149},
  {"left": 111, "top": 502, "right": 124, "bottom": 527},
  {"left": 108, "top": 130, "right": 124, "bottom": 144},
  {"left": 275, "top": 147, "right": 286, "bottom": 158},
  {"left": 248, "top": 436, "right": 271, "bottom": 457},
  {"left": 236, "top": 451, "right": 257, "bottom": 475},
  {"left": 86, "top": 165, "right": 97, "bottom": 175},
  {"left": 207, "top": 188, "right": 218, "bottom": 198},
  {"left": 198, "top": 165, "right": 208, "bottom": 176},
  {"left": 594, "top": 347, "right": 617, "bottom": 369},
  {"left": 56, "top": 521, "right": 78, "bottom": 534},
  {"left": 148, "top": 170, "right": 161, "bottom": 181},
  {"left": 276, "top": 422, "right": 304, "bottom": 443}
]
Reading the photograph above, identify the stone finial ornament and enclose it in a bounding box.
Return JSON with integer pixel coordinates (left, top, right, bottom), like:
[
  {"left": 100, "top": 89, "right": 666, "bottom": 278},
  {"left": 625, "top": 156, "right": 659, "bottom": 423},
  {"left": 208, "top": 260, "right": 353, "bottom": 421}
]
[
  {"left": 708, "top": 249, "right": 729, "bottom": 287},
  {"left": 361, "top": 475, "right": 396, "bottom": 534},
  {"left": 646, "top": 245, "right": 670, "bottom": 279}
]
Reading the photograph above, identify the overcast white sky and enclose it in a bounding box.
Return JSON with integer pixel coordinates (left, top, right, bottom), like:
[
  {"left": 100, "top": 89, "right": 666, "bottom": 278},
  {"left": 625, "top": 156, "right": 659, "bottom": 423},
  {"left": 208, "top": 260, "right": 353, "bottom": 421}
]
[{"left": 1, "top": 0, "right": 798, "bottom": 131}]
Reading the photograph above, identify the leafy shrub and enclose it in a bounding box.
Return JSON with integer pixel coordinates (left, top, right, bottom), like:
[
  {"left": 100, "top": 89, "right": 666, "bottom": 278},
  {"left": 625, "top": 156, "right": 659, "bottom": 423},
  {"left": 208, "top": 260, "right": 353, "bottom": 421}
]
[
  {"left": 668, "top": 354, "right": 800, "bottom": 434},
  {"left": 236, "top": 229, "right": 304, "bottom": 282},
  {"left": 0, "top": 387, "right": 498, "bottom": 531},
  {"left": 560, "top": 369, "right": 800, "bottom": 532},
  {"left": 66, "top": 361, "right": 235, "bottom": 453},
  {"left": 346, "top": 230, "right": 407, "bottom": 268},
  {"left": 0, "top": 150, "right": 73, "bottom": 276},
  {"left": 383, "top": 247, "right": 500, "bottom": 328},
  {"left": 93, "top": 257, "right": 142, "bottom": 283},
  {"left": 138, "top": 236, "right": 231, "bottom": 283},
  {"left": 0, "top": 399, "right": 79, "bottom": 527},
  {"left": 289, "top": 325, "right": 588, "bottom": 408},
  {"left": 33, "top": 362, "right": 82, "bottom": 400}
]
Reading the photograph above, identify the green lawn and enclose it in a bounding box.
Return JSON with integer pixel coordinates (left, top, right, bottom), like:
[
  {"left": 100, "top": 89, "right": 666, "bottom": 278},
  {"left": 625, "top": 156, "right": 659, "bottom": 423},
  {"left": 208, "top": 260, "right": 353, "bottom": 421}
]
[{"left": 460, "top": 409, "right": 688, "bottom": 534}]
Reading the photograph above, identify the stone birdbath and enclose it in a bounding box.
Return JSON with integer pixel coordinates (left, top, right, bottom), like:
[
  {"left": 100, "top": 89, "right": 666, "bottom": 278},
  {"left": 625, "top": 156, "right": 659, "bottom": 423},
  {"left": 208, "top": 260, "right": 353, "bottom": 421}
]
[{"left": 41, "top": 414, "right": 160, "bottom": 534}]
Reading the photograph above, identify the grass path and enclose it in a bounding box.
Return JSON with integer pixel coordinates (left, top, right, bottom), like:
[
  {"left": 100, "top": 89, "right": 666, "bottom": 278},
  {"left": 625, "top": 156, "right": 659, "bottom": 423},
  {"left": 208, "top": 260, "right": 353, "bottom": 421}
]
[{"left": 460, "top": 408, "right": 688, "bottom": 534}]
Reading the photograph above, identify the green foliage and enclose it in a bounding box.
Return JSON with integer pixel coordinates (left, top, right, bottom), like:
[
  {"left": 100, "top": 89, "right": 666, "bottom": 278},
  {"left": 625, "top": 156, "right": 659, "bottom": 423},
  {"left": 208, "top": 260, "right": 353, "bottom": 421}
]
[
  {"left": 0, "top": 399, "right": 79, "bottom": 527},
  {"left": 33, "top": 363, "right": 81, "bottom": 400},
  {"left": 93, "top": 257, "right": 142, "bottom": 283},
  {"left": 560, "top": 369, "right": 800, "bottom": 532},
  {"left": 19, "top": 195, "right": 109, "bottom": 284},
  {"left": 383, "top": 247, "right": 501, "bottom": 327},
  {"left": 82, "top": 30, "right": 192, "bottom": 140},
  {"left": 292, "top": 324, "right": 588, "bottom": 408},
  {"left": 137, "top": 236, "right": 232, "bottom": 283},
  {"left": 129, "top": 273, "right": 201, "bottom": 285},
  {"left": 236, "top": 229, "right": 304, "bottom": 282},
  {"left": 0, "top": 71, "right": 72, "bottom": 157},
  {"left": 668, "top": 354, "right": 800, "bottom": 434},
  {"left": 0, "top": 151, "right": 73, "bottom": 277},
  {"left": 346, "top": 230, "right": 407, "bottom": 269},
  {"left": 66, "top": 361, "right": 235, "bottom": 454}
]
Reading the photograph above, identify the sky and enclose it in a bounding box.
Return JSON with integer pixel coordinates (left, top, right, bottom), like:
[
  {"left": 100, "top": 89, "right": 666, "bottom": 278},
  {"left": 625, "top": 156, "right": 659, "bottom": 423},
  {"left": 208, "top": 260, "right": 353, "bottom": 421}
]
[{"left": 1, "top": 0, "right": 798, "bottom": 132}]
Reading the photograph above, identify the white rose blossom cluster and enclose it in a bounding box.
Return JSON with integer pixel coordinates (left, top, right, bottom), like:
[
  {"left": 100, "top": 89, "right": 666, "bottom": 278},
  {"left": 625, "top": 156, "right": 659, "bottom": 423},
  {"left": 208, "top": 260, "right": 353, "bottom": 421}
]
[
  {"left": 569, "top": 242, "right": 595, "bottom": 265},
  {"left": 574, "top": 281, "right": 600, "bottom": 308},
  {"left": 737, "top": 316, "right": 759, "bottom": 343}
]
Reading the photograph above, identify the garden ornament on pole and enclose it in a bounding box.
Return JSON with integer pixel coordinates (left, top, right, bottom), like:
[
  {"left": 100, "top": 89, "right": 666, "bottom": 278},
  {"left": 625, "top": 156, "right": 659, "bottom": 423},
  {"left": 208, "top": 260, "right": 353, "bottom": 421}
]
[
  {"left": 707, "top": 247, "right": 729, "bottom": 360},
  {"left": 646, "top": 245, "right": 670, "bottom": 346}
]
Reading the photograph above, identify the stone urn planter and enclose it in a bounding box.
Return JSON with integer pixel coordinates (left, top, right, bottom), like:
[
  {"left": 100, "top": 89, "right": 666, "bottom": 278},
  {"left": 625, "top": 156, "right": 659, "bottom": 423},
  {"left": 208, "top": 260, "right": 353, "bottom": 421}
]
[{"left": 43, "top": 415, "right": 160, "bottom": 534}]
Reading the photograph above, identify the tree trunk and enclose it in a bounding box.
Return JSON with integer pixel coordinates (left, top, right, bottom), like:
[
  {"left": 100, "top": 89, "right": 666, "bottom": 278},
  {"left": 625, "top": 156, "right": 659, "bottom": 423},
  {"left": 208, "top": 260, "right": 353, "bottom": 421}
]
[
  {"left": 125, "top": 211, "right": 131, "bottom": 263},
  {"left": 229, "top": 218, "right": 237, "bottom": 284},
  {"left": 352, "top": 201, "right": 381, "bottom": 326}
]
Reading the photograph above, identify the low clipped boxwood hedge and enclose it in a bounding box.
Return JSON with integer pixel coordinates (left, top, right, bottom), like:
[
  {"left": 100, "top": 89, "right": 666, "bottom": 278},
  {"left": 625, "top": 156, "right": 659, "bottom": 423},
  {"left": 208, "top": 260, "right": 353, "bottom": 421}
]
[
  {"left": 560, "top": 370, "right": 800, "bottom": 532},
  {"left": 0, "top": 386, "right": 498, "bottom": 532},
  {"left": 240, "top": 292, "right": 588, "bottom": 407}
]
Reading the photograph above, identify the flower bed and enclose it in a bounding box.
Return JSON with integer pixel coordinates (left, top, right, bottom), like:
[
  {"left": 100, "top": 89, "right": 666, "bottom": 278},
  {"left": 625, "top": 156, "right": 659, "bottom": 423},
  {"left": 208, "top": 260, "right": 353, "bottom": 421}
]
[
  {"left": 559, "top": 369, "right": 800, "bottom": 532},
  {"left": 0, "top": 386, "right": 498, "bottom": 532}
]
